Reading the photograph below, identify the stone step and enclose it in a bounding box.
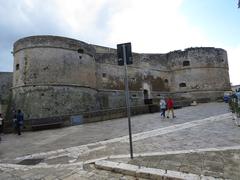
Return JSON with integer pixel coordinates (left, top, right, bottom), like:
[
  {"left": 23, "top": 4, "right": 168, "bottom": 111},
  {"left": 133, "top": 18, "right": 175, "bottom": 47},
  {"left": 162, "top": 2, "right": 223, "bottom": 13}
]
[{"left": 95, "top": 160, "right": 220, "bottom": 180}]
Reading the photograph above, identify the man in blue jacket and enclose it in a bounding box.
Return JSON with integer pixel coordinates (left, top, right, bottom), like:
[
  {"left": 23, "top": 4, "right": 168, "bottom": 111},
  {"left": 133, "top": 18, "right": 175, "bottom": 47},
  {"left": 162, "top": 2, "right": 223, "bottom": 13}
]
[{"left": 16, "top": 109, "right": 24, "bottom": 135}]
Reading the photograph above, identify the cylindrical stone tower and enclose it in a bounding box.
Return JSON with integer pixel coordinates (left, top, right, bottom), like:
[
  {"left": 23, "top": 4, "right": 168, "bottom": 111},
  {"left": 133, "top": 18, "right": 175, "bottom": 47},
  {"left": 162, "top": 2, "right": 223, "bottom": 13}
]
[
  {"left": 168, "top": 47, "right": 231, "bottom": 101},
  {"left": 13, "top": 35, "right": 97, "bottom": 120}
]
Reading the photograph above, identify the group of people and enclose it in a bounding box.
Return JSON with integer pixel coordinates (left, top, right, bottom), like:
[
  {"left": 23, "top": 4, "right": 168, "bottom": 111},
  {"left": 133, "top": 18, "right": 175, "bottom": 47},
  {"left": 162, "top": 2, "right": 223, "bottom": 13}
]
[
  {"left": 0, "top": 109, "right": 24, "bottom": 141},
  {"left": 159, "top": 97, "right": 176, "bottom": 118}
]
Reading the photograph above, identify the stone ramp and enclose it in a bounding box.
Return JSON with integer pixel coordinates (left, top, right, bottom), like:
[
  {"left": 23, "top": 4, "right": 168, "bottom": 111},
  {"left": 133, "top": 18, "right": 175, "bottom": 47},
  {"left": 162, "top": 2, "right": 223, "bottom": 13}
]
[
  {"left": 95, "top": 160, "right": 218, "bottom": 180},
  {"left": 1, "top": 147, "right": 239, "bottom": 180},
  {"left": 96, "top": 148, "right": 240, "bottom": 180}
]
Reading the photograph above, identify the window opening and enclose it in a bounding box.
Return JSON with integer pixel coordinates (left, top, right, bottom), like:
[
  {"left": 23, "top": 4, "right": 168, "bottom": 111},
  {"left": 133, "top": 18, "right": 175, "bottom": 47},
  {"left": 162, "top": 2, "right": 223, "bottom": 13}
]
[
  {"left": 183, "top": 61, "right": 190, "bottom": 66},
  {"left": 16, "top": 64, "right": 20, "bottom": 70},
  {"left": 179, "top": 83, "right": 186, "bottom": 87},
  {"left": 77, "top": 49, "right": 84, "bottom": 53}
]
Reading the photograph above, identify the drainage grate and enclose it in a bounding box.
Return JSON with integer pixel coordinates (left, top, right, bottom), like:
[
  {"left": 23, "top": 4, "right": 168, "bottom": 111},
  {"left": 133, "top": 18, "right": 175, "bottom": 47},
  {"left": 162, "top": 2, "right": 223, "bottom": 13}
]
[{"left": 17, "top": 158, "right": 44, "bottom": 165}]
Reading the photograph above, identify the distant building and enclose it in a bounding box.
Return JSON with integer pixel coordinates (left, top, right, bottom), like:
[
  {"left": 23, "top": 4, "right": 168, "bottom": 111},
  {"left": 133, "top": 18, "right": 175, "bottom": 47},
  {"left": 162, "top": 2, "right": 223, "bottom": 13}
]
[{"left": 232, "top": 85, "right": 240, "bottom": 92}]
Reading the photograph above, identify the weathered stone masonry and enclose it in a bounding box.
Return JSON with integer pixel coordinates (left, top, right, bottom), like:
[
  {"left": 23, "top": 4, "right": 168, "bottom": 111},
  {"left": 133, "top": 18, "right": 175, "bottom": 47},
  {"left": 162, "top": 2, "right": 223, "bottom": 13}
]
[
  {"left": 0, "top": 72, "right": 12, "bottom": 114},
  {"left": 12, "top": 35, "right": 231, "bottom": 122}
]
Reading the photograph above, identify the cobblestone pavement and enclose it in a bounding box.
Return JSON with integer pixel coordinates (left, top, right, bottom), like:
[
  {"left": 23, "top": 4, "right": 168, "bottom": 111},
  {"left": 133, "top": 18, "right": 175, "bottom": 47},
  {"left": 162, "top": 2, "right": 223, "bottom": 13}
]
[
  {"left": 0, "top": 102, "right": 228, "bottom": 161},
  {"left": 1, "top": 102, "right": 240, "bottom": 179}
]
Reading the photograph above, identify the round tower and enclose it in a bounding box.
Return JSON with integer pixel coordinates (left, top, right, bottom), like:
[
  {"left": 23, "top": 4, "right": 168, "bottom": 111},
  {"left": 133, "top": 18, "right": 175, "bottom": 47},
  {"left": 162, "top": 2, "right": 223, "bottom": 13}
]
[
  {"left": 13, "top": 35, "right": 97, "bottom": 120},
  {"left": 167, "top": 47, "right": 231, "bottom": 101}
]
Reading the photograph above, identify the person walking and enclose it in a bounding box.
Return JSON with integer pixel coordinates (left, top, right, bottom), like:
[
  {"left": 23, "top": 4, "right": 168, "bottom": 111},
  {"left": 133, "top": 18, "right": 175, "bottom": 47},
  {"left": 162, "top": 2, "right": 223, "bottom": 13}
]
[
  {"left": 166, "top": 97, "right": 176, "bottom": 118},
  {"left": 16, "top": 109, "right": 24, "bottom": 135},
  {"left": 160, "top": 98, "right": 166, "bottom": 118},
  {"left": 0, "top": 113, "right": 3, "bottom": 141}
]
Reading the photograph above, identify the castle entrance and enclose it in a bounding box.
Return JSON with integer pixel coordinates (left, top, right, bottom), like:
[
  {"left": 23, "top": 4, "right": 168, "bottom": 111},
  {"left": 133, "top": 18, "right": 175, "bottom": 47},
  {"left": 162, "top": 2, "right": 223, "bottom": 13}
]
[{"left": 143, "top": 89, "right": 149, "bottom": 99}]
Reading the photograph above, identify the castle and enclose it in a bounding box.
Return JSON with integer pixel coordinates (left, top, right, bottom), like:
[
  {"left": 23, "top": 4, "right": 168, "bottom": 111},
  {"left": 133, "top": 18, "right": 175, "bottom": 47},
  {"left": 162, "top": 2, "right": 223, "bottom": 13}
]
[{"left": 1, "top": 35, "right": 231, "bottom": 127}]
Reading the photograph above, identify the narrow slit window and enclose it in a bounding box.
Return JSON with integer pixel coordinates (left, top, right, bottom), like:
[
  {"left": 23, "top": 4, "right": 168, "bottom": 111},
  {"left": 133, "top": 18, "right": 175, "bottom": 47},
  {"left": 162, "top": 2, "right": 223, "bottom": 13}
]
[
  {"left": 102, "top": 73, "right": 106, "bottom": 78},
  {"left": 16, "top": 64, "right": 20, "bottom": 70}
]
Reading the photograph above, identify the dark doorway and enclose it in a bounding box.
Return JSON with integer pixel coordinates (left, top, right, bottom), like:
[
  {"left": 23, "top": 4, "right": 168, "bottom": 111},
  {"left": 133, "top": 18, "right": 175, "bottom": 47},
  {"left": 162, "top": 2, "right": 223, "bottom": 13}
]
[
  {"left": 143, "top": 89, "right": 152, "bottom": 104},
  {"left": 143, "top": 89, "right": 149, "bottom": 99}
]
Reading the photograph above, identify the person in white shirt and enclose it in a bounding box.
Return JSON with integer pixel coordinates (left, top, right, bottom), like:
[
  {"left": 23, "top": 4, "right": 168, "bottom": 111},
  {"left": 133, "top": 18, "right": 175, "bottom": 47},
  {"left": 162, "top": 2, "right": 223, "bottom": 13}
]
[{"left": 159, "top": 98, "right": 166, "bottom": 118}]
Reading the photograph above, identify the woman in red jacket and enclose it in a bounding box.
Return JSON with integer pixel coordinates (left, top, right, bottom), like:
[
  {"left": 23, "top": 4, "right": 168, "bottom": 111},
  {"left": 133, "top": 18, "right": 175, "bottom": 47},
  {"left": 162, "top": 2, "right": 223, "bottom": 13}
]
[{"left": 166, "top": 97, "right": 176, "bottom": 118}]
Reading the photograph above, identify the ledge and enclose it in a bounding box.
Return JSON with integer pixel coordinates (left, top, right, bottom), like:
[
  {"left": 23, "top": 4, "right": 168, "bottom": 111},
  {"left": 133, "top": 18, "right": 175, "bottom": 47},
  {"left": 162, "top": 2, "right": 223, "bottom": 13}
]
[{"left": 95, "top": 160, "right": 217, "bottom": 180}]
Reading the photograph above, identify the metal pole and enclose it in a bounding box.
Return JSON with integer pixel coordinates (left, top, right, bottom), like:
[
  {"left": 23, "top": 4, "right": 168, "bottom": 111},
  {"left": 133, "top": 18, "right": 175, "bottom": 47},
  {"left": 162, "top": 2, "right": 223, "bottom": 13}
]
[{"left": 123, "top": 44, "right": 133, "bottom": 159}]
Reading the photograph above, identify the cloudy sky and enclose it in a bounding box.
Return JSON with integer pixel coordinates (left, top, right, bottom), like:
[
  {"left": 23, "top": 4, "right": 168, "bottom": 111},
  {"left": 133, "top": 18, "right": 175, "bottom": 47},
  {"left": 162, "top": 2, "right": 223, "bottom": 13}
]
[{"left": 0, "top": 0, "right": 239, "bottom": 85}]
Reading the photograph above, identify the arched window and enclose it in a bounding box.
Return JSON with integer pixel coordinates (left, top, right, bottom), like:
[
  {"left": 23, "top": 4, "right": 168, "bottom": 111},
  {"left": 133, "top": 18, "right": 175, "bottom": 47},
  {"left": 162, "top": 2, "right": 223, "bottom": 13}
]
[
  {"left": 179, "top": 83, "right": 186, "bottom": 87},
  {"left": 183, "top": 61, "right": 190, "bottom": 66},
  {"left": 164, "top": 79, "right": 168, "bottom": 83}
]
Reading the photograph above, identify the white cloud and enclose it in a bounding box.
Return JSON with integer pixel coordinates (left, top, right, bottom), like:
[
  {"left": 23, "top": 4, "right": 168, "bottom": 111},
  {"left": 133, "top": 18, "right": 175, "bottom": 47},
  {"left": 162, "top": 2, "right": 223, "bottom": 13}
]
[
  {"left": 53, "top": 0, "right": 108, "bottom": 35},
  {"left": 0, "top": 0, "right": 239, "bottom": 86},
  {"left": 106, "top": 0, "right": 209, "bottom": 53}
]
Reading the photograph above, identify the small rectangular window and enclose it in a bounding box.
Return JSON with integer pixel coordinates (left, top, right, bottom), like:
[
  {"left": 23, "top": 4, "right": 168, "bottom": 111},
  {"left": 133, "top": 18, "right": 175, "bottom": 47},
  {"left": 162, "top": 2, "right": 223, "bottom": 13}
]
[
  {"left": 183, "top": 61, "right": 190, "bottom": 66},
  {"left": 16, "top": 64, "right": 20, "bottom": 70},
  {"left": 77, "top": 49, "right": 84, "bottom": 53},
  {"left": 131, "top": 94, "right": 137, "bottom": 98},
  {"left": 102, "top": 73, "right": 106, "bottom": 78}
]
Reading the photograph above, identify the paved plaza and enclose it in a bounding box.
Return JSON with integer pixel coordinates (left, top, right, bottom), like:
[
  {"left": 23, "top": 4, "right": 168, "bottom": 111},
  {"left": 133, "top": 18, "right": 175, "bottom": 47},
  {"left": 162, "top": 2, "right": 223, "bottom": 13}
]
[{"left": 0, "top": 102, "right": 240, "bottom": 179}]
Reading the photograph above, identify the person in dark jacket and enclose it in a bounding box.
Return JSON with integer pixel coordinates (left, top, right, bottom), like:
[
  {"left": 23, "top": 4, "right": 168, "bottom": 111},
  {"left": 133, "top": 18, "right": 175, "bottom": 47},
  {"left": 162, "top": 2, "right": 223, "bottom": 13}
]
[{"left": 16, "top": 109, "right": 24, "bottom": 135}]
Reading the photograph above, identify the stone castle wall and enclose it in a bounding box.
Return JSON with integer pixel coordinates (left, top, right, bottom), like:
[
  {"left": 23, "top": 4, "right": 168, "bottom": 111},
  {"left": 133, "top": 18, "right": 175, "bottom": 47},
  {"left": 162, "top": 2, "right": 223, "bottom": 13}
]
[
  {"left": 0, "top": 72, "right": 13, "bottom": 115},
  {"left": 167, "top": 48, "right": 230, "bottom": 101},
  {"left": 12, "top": 35, "right": 231, "bottom": 120},
  {"left": 13, "top": 36, "right": 98, "bottom": 119}
]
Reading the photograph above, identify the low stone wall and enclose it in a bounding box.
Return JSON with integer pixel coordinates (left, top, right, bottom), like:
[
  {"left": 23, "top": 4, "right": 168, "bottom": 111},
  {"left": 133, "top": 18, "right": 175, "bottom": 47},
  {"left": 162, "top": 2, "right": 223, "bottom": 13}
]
[{"left": 4, "top": 105, "right": 160, "bottom": 132}]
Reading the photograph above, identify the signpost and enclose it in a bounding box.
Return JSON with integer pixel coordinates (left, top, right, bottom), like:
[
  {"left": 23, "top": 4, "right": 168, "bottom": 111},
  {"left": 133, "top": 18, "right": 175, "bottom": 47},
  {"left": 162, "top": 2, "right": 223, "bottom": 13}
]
[{"left": 117, "top": 43, "right": 133, "bottom": 159}]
